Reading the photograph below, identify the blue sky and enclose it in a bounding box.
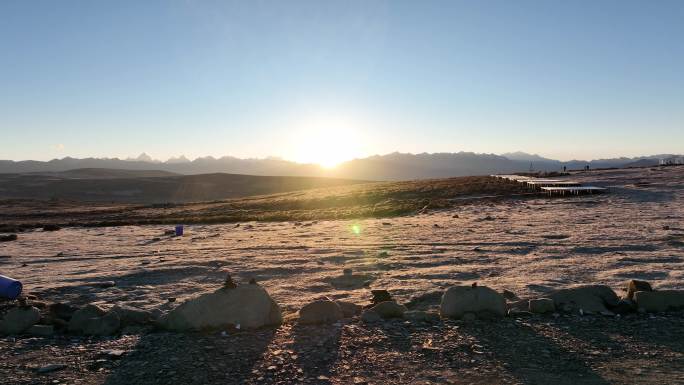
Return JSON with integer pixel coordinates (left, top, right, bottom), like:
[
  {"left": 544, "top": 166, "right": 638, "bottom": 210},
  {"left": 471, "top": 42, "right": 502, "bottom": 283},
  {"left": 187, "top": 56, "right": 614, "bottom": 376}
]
[{"left": 1, "top": 0, "right": 683, "bottom": 164}]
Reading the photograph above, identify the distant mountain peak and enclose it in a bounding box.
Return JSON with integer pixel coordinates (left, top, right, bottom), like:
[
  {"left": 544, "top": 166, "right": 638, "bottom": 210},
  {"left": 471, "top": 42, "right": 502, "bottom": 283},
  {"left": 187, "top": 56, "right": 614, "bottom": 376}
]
[
  {"left": 166, "top": 155, "right": 191, "bottom": 164},
  {"left": 502, "top": 151, "right": 553, "bottom": 162},
  {"left": 126, "top": 152, "right": 158, "bottom": 162}
]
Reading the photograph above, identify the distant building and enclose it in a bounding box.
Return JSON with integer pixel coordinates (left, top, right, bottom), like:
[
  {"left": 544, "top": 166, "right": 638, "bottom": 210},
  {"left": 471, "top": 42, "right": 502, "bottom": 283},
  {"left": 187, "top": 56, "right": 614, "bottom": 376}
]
[{"left": 659, "top": 156, "right": 684, "bottom": 165}]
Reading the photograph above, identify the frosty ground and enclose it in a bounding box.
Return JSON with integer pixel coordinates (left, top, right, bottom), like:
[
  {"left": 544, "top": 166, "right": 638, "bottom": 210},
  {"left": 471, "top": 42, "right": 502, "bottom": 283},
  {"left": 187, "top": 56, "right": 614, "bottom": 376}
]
[{"left": 1, "top": 166, "right": 683, "bottom": 384}]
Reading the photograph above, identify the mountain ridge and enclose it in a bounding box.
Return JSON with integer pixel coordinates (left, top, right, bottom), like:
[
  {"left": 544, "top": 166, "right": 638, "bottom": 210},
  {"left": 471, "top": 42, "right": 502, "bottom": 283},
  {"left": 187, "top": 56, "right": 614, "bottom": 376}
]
[{"left": 1, "top": 152, "right": 679, "bottom": 181}]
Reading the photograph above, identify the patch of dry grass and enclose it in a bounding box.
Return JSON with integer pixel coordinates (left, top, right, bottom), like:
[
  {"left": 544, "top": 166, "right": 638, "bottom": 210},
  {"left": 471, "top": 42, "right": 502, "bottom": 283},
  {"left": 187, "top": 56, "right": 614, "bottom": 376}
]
[{"left": 0, "top": 176, "right": 528, "bottom": 229}]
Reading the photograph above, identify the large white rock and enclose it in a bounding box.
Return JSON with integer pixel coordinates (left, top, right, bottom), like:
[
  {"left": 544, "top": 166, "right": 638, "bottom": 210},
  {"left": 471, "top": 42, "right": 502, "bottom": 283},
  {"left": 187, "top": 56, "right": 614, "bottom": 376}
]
[
  {"left": 548, "top": 285, "right": 619, "bottom": 313},
  {"left": 298, "top": 299, "right": 343, "bottom": 324},
  {"left": 440, "top": 286, "right": 506, "bottom": 319},
  {"left": 635, "top": 290, "right": 684, "bottom": 312},
  {"left": 160, "top": 284, "right": 282, "bottom": 331}
]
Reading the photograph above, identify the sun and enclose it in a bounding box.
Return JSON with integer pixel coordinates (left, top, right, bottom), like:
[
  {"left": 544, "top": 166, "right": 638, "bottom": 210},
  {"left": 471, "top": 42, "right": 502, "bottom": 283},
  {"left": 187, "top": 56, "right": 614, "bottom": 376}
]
[{"left": 287, "top": 115, "right": 365, "bottom": 168}]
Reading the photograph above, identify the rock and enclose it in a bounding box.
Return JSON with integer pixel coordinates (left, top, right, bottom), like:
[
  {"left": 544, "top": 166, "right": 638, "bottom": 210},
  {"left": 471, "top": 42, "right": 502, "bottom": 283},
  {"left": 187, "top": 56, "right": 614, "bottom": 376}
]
[
  {"left": 111, "top": 305, "right": 152, "bottom": 326},
  {"left": 508, "top": 309, "right": 533, "bottom": 317},
  {"left": 370, "top": 301, "right": 407, "bottom": 319},
  {"left": 0, "top": 234, "right": 18, "bottom": 242},
  {"left": 613, "top": 299, "right": 636, "bottom": 314},
  {"left": 335, "top": 301, "right": 362, "bottom": 317},
  {"left": 439, "top": 285, "right": 506, "bottom": 319},
  {"left": 42, "top": 224, "right": 61, "bottom": 231},
  {"left": 342, "top": 268, "right": 353, "bottom": 276},
  {"left": 627, "top": 280, "right": 653, "bottom": 301},
  {"left": 48, "top": 302, "right": 78, "bottom": 320},
  {"left": 502, "top": 289, "right": 518, "bottom": 301},
  {"left": 224, "top": 273, "right": 237, "bottom": 289},
  {"left": 92, "top": 281, "right": 116, "bottom": 288},
  {"left": 159, "top": 284, "right": 282, "bottom": 331},
  {"left": 370, "top": 289, "right": 392, "bottom": 305},
  {"left": 83, "top": 311, "right": 121, "bottom": 336},
  {"left": 529, "top": 298, "right": 555, "bottom": 314},
  {"left": 0, "top": 306, "right": 41, "bottom": 334},
  {"left": 548, "top": 285, "right": 619, "bottom": 314},
  {"left": 298, "top": 299, "right": 343, "bottom": 324},
  {"left": 634, "top": 290, "right": 684, "bottom": 312},
  {"left": 28, "top": 324, "right": 55, "bottom": 336},
  {"left": 101, "top": 349, "right": 127, "bottom": 359},
  {"left": 462, "top": 312, "right": 477, "bottom": 322},
  {"left": 360, "top": 309, "right": 381, "bottom": 323},
  {"left": 324, "top": 273, "right": 375, "bottom": 289},
  {"left": 37, "top": 364, "right": 67, "bottom": 373},
  {"left": 403, "top": 310, "right": 440, "bottom": 322},
  {"left": 68, "top": 304, "right": 106, "bottom": 331},
  {"left": 68, "top": 305, "right": 121, "bottom": 335}
]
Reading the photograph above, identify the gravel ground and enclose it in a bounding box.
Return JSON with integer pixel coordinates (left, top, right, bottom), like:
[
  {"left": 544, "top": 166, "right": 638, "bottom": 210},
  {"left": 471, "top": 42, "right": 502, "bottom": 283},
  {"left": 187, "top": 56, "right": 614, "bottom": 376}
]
[{"left": 2, "top": 312, "right": 683, "bottom": 384}]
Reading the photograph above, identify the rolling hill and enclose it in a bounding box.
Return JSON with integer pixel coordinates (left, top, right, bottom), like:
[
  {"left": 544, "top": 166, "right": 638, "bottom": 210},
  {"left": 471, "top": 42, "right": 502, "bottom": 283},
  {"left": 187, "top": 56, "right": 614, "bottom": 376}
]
[{"left": 0, "top": 170, "right": 366, "bottom": 203}]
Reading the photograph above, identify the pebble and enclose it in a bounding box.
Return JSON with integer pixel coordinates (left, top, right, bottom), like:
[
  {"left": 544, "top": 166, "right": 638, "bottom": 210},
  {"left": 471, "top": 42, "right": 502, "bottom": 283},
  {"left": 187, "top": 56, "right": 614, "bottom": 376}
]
[{"left": 37, "top": 364, "right": 67, "bottom": 374}]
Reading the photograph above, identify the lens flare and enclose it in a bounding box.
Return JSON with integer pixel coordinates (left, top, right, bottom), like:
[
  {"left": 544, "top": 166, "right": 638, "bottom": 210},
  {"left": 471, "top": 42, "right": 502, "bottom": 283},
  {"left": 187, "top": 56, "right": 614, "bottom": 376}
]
[{"left": 351, "top": 224, "right": 361, "bottom": 235}]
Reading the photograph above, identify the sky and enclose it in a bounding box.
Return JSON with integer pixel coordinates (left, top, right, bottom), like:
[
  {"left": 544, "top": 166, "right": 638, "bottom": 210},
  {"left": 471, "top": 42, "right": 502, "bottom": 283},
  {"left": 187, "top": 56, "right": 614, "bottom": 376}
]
[{"left": 1, "top": 0, "right": 683, "bottom": 165}]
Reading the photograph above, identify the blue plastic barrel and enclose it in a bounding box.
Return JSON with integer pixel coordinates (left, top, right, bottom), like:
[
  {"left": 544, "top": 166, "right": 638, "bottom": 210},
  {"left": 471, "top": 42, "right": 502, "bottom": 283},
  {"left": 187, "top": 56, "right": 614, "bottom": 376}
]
[
  {"left": 0, "top": 275, "right": 22, "bottom": 300},
  {"left": 175, "top": 225, "right": 184, "bottom": 236}
]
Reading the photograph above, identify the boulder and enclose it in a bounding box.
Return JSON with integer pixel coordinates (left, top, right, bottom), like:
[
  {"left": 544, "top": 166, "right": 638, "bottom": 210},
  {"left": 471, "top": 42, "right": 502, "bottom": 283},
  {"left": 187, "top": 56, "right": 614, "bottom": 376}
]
[
  {"left": 48, "top": 302, "right": 78, "bottom": 321},
  {"left": 335, "top": 301, "right": 362, "bottom": 317},
  {"left": 28, "top": 324, "right": 55, "bottom": 336},
  {"left": 548, "top": 285, "right": 619, "bottom": 314},
  {"left": 68, "top": 304, "right": 106, "bottom": 332},
  {"left": 529, "top": 298, "right": 555, "bottom": 314},
  {"left": 403, "top": 310, "right": 440, "bottom": 322},
  {"left": 370, "top": 290, "right": 392, "bottom": 305},
  {"left": 439, "top": 286, "right": 506, "bottom": 319},
  {"left": 502, "top": 289, "right": 518, "bottom": 301},
  {"left": 0, "top": 306, "right": 41, "bottom": 334},
  {"left": 370, "top": 301, "right": 407, "bottom": 319},
  {"left": 111, "top": 305, "right": 152, "bottom": 326},
  {"left": 82, "top": 312, "right": 121, "bottom": 336},
  {"left": 627, "top": 280, "right": 653, "bottom": 301},
  {"left": 360, "top": 309, "right": 381, "bottom": 323},
  {"left": 69, "top": 304, "right": 121, "bottom": 335},
  {"left": 634, "top": 290, "right": 684, "bottom": 312},
  {"left": 159, "top": 284, "right": 282, "bottom": 331},
  {"left": 299, "top": 299, "right": 343, "bottom": 324},
  {"left": 324, "top": 273, "right": 375, "bottom": 289}
]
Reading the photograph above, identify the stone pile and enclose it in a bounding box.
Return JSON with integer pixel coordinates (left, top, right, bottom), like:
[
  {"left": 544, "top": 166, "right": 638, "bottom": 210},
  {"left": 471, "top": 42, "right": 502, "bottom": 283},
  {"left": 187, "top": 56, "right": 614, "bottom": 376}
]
[{"left": 2, "top": 278, "right": 683, "bottom": 338}]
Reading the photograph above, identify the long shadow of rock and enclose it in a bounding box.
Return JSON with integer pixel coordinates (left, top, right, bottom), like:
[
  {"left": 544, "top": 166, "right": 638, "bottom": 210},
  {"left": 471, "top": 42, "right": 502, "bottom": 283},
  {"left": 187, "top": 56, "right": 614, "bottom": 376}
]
[
  {"left": 33, "top": 266, "right": 224, "bottom": 306},
  {"left": 103, "top": 329, "right": 276, "bottom": 385},
  {"left": 291, "top": 323, "right": 343, "bottom": 383},
  {"left": 460, "top": 319, "right": 611, "bottom": 385},
  {"left": 560, "top": 314, "right": 684, "bottom": 356}
]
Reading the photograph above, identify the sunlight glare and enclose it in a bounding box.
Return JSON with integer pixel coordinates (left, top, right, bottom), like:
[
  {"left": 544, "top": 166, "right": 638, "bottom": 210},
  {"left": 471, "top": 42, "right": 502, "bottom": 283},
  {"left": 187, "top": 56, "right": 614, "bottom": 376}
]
[{"left": 287, "top": 115, "right": 366, "bottom": 168}]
